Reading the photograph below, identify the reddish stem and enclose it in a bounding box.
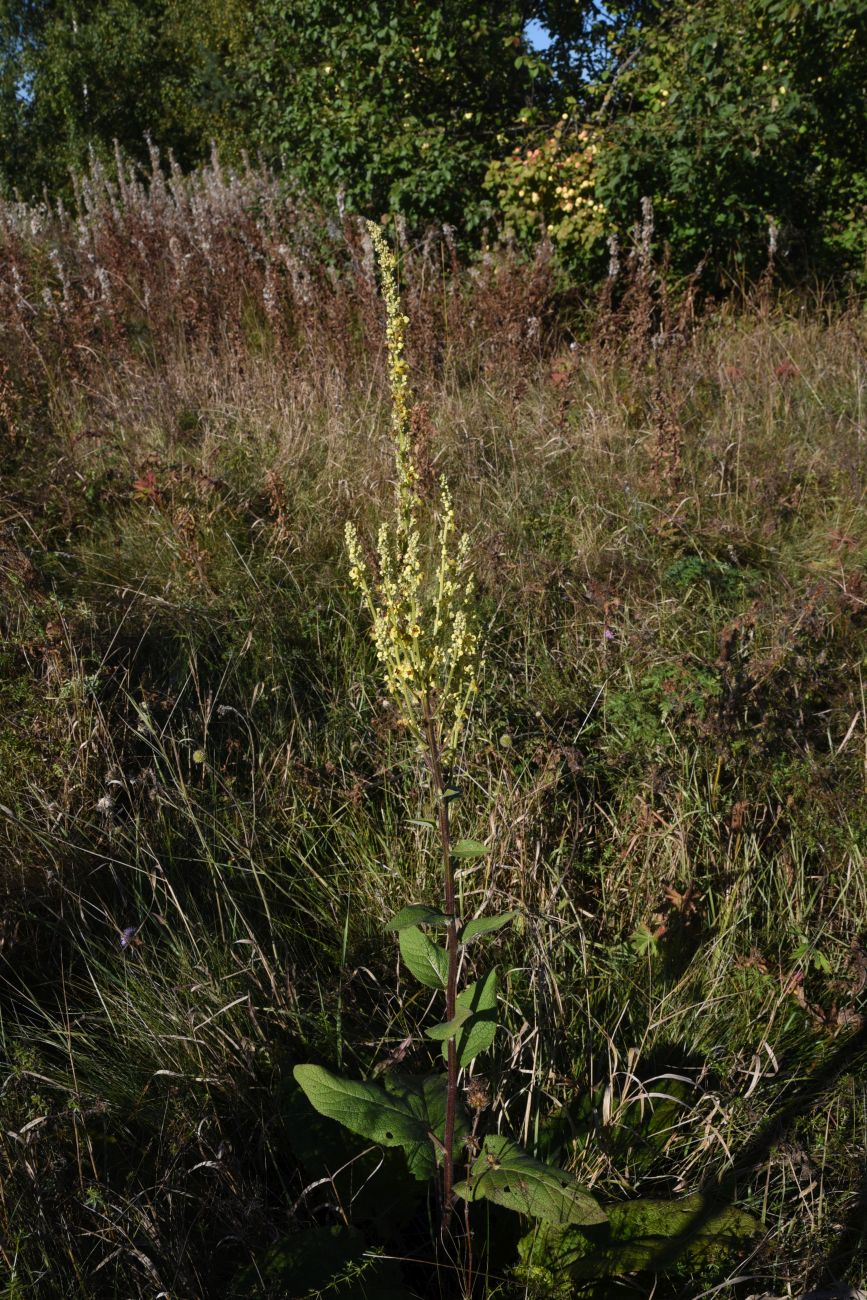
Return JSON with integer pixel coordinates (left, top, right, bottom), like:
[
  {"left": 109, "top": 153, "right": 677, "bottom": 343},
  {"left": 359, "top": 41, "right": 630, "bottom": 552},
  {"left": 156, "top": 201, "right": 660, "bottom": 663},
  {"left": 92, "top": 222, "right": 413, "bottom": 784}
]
[{"left": 423, "top": 700, "right": 459, "bottom": 1235}]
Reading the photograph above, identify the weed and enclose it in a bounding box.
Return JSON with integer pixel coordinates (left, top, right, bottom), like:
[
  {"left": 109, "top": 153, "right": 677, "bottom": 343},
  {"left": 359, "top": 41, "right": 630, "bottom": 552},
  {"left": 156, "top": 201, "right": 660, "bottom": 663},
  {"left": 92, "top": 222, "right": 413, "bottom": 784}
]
[{"left": 0, "top": 164, "right": 866, "bottom": 1296}]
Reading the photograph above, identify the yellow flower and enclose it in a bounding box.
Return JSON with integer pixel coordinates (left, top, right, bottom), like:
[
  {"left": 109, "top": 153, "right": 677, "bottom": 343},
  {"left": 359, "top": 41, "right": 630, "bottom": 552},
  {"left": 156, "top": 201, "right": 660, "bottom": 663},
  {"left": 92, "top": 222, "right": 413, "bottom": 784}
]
[{"left": 345, "top": 232, "right": 483, "bottom": 758}]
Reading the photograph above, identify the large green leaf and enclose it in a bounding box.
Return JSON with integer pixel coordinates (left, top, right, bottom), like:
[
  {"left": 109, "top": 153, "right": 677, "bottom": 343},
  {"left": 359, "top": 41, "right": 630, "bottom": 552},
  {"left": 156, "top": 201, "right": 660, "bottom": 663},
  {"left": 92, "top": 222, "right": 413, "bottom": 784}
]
[
  {"left": 378, "top": 1074, "right": 470, "bottom": 1179},
  {"left": 447, "top": 968, "right": 500, "bottom": 1067},
  {"left": 461, "top": 911, "right": 517, "bottom": 944},
  {"left": 398, "top": 925, "right": 448, "bottom": 988},
  {"left": 452, "top": 839, "right": 490, "bottom": 859},
  {"left": 453, "top": 1135, "right": 607, "bottom": 1226},
  {"left": 516, "top": 1195, "right": 761, "bottom": 1279},
  {"left": 293, "top": 1066, "right": 428, "bottom": 1150},
  {"left": 386, "top": 904, "right": 448, "bottom": 931},
  {"left": 293, "top": 1066, "right": 467, "bottom": 1181},
  {"left": 279, "top": 1083, "right": 423, "bottom": 1236}
]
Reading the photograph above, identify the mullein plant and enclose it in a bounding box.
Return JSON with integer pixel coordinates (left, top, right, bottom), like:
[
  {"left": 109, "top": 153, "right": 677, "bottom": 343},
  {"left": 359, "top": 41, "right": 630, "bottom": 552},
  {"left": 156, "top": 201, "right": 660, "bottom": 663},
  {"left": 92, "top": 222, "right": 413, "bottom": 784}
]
[{"left": 293, "top": 223, "right": 606, "bottom": 1266}]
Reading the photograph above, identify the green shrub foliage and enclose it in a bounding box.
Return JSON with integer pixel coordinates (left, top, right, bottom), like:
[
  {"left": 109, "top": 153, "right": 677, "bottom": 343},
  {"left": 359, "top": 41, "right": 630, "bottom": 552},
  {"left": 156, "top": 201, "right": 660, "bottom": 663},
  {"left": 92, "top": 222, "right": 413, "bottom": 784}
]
[
  {"left": 2, "top": 0, "right": 866, "bottom": 280},
  {"left": 593, "top": 0, "right": 867, "bottom": 279}
]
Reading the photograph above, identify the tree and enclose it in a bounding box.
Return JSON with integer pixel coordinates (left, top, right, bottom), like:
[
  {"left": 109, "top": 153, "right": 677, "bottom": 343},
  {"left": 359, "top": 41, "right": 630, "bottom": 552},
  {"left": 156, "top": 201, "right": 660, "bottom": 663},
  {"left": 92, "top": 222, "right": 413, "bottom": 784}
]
[
  {"left": 591, "top": 0, "right": 867, "bottom": 278},
  {"left": 1, "top": 0, "right": 602, "bottom": 226},
  {"left": 0, "top": 0, "right": 252, "bottom": 198},
  {"left": 241, "top": 0, "right": 559, "bottom": 229}
]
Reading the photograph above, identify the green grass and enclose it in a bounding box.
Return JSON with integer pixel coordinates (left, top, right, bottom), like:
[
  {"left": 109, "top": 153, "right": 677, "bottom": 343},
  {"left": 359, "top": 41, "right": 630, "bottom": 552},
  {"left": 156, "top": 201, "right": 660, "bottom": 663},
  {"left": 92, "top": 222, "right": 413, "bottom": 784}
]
[{"left": 1, "top": 295, "right": 866, "bottom": 1297}]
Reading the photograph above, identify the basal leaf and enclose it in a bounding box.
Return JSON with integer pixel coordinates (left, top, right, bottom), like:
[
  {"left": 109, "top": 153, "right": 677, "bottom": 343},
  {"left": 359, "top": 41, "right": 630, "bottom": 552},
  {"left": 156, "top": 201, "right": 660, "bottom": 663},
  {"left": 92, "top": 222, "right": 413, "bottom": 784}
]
[
  {"left": 398, "top": 925, "right": 448, "bottom": 988},
  {"left": 516, "top": 1195, "right": 761, "bottom": 1279},
  {"left": 293, "top": 1067, "right": 468, "bottom": 1182},
  {"left": 293, "top": 1065, "right": 428, "bottom": 1150},
  {"left": 454, "top": 1135, "right": 607, "bottom": 1226},
  {"left": 461, "top": 911, "right": 517, "bottom": 944},
  {"left": 386, "top": 905, "right": 448, "bottom": 931},
  {"left": 281, "top": 1083, "right": 423, "bottom": 1236},
  {"left": 452, "top": 839, "right": 490, "bottom": 859},
  {"left": 380, "top": 1074, "right": 470, "bottom": 1180}
]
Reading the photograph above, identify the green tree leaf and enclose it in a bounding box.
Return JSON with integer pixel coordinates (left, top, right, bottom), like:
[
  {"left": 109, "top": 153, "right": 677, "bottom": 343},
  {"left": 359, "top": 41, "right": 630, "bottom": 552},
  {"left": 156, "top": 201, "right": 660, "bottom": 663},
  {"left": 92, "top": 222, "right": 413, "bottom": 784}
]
[
  {"left": 239, "top": 0, "right": 553, "bottom": 231},
  {"left": 398, "top": 925, "right": 448, "bottom": 988},
  {"left": 386, "top": 904, "right": 448, "bottom": 930},
  {"left": 0, "top": 0, "right": 255, "bottom": 200},
  {"left": 454, "top": 1135, "right": 607, "bottom": 1226},
  {"left": 461, "top": 911, "right": 517, "bottom": 943},
  {"left": 587, "top": 0, "right": 867, "bottom": 278}
]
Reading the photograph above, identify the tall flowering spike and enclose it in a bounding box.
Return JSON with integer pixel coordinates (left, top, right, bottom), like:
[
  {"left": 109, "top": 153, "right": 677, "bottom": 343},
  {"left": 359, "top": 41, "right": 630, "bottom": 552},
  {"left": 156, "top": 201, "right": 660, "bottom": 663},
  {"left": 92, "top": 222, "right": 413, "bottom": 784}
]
[
  {"left": 346, "top": 228, "right": 481, "bottom": 759},
  {"left": 366, "top": 221, "right": 418, "bottom": 528}
]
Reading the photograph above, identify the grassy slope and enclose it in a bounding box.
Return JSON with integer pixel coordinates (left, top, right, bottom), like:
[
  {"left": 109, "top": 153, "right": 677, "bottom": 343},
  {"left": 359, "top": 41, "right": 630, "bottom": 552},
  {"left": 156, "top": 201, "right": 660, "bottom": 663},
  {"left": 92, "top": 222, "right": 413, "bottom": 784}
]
[{"left": 1, "top": 238, "right": 866, "bottom": 1295}]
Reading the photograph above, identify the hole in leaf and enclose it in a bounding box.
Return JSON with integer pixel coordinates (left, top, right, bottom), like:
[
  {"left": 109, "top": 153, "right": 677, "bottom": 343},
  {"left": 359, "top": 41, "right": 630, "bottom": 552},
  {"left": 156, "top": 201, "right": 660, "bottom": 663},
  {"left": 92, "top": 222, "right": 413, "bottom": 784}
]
[
  {"left": 503, "top": 1185, "right": 511, "bottom": 1194},
  {"left": 385, "top": 1131, "right": 393, "bottom": 1140}
]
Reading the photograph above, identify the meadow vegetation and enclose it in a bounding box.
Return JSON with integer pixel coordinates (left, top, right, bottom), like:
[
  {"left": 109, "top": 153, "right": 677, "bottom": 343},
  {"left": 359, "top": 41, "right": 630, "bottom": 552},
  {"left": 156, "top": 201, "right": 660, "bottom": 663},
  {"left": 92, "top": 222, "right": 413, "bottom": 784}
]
[{"left": 0, "top": 155, "right": 866, "bottom": 1296}]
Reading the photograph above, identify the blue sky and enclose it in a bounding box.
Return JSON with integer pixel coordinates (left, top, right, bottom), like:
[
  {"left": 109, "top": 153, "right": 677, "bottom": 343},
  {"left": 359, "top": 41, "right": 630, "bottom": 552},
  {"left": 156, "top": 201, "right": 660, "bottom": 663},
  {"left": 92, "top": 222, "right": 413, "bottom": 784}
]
[{"left": 525, "top": 19, "right": 553, "bottom": 50}]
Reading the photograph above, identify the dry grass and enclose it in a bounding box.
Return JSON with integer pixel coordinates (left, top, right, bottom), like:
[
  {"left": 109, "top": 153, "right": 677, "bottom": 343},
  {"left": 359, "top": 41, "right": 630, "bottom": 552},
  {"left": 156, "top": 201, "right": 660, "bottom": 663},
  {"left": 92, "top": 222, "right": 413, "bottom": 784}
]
[{"left": 0, "top": 162, "right": 866, "bottom": 1297}]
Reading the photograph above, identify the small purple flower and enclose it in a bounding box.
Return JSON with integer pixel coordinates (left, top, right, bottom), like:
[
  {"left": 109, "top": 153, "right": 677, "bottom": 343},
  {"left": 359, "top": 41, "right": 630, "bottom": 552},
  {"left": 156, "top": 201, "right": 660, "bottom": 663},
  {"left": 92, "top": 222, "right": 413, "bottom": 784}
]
[
  {"left": 119, "top": 926, "right": 138, "bottom": 950},
  {"left": 603, "top": 626, "right": 615, "bottom": 641}
]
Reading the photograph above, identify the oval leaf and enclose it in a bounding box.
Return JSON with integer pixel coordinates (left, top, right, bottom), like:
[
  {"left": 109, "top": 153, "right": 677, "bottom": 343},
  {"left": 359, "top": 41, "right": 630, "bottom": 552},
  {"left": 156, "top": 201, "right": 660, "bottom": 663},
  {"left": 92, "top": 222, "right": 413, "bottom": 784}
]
[
  {"left": 386, "top": 905, "right": 448, "bottom": 931},
  {"left": 452, "top": 839, "right": 490, "bottom": 859},
  {"left": 398, "top": 925, "right": 448, "bottom": 988},
  {"left": 293, "top": 1065, "right": 429, "bottom": 1151},
  {"left": 424, "top": 1006, "right": 471, "bottom": 1041},
  {"left": 293, "top": 1067, "right": 468, "bottom": 1182},
  {"left": 454, "top": 1135, "right": 607, "bottom": 1227},
  {"left": 446, "top": 968, "right": 499, "bottom": 1067},
  {"left": 461, "top": 911, "right": 517, "bottom": 944}
]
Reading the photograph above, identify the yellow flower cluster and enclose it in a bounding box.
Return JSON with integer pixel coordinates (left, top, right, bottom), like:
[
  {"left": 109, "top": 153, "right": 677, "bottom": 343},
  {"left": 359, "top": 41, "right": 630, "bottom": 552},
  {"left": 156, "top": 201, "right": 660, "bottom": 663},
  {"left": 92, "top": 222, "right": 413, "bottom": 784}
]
[
  {"left": 365, "top": 222, "right": 417, "bottom": 528},
  {"left": 346, "top": 225, "right": 481, "bottom": 756}
]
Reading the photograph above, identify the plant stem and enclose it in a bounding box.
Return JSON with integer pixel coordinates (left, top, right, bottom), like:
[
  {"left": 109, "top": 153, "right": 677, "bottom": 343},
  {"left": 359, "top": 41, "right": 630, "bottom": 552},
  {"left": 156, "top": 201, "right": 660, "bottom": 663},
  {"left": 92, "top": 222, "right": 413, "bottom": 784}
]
[{"left": 423, "top": 698, "right": 459, "bottom": 1235}]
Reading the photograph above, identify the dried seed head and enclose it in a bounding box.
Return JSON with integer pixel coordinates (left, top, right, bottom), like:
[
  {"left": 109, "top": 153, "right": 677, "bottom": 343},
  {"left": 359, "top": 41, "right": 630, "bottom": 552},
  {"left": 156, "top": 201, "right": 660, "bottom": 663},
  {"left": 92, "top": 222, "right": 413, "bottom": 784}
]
[{"left": 466, "top": 1077, "right": 491, "bottom": 1111}]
